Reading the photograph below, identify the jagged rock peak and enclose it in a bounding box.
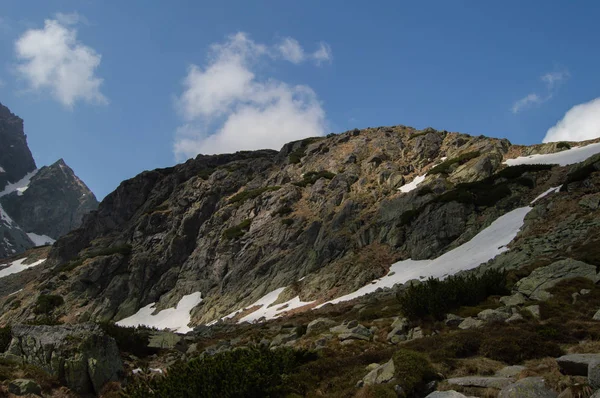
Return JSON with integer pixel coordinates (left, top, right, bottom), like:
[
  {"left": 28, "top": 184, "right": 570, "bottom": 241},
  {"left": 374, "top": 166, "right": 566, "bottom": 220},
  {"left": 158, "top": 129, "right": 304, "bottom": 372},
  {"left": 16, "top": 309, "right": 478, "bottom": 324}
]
[{"left": 0, "top": 102, "right": 36, "bottom": 190}]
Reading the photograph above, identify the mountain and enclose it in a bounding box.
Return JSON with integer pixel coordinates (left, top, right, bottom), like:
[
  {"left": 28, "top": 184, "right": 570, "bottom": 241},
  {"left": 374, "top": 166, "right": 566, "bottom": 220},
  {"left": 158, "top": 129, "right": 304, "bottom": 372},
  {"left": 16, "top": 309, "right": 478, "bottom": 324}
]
[
  {"left": 3, "top": 125, "right": 599, "bottom": 328},
  {"left": 0, "top": 102, "right": 99, "bottom": 258}
]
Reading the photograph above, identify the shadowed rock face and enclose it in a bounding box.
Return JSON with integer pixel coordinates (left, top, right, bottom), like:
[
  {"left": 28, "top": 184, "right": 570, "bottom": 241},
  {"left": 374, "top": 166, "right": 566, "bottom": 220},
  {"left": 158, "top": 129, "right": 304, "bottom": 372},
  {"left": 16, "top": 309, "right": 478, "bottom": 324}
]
[
  {"left": 0, "top": 102, "right": 36, "bottom": 191},
  {"left": 0, "top": 159, "right": 99, "bottom": 239}
]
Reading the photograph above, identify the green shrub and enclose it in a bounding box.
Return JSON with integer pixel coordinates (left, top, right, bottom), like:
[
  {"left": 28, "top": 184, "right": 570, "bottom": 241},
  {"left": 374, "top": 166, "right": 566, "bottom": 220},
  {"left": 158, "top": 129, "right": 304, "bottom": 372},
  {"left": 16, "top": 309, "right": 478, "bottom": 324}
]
[
  {"left": 274, "top": 206, "right": 293, "bottom": 216},
  {"left": 198, "top": 167, "right": 216, "bottom": 180},
  {"left": 293, "top": 171, "right": 336, "bottom": 187},
  {"left": 281, "top": 218, "right": 294, "bottom": 226},
  {"left": 557, "top": 142, "right": 571, "bottom": 150},
  {"left": 122, "top": 347, "right": 317, "bottom": 398},
  {"left": 397, "top": 269, "right": 509, "bottom": 320},
  {"left": 429, "top": 151, "right": 480, "bottom": 175},
  {"left": 435, "top": 180, "right": 512, "bottom": 207},
  {"left": 33, "top": 295, "right": 64, "bottom": 315},
  {"left": 98, "top": 322, "right": 157, "bottom": 358},
  {"left": 480, "top": 328, "right": 563, "bottom": 364},
  {"left": 392, "top": 350, "right": 438, "bottom": 396},
  {"left": 229, "top": 186, "right": 281, "bottom": 205},
  {"left": 222, "top": 219, "right": 252, "bottom": 240},
  {"left": 0, "top": 326, "right": 11, "bottom": 353},
  {"left": 288, "top": 137, "right": 323, "bottom": 164}
]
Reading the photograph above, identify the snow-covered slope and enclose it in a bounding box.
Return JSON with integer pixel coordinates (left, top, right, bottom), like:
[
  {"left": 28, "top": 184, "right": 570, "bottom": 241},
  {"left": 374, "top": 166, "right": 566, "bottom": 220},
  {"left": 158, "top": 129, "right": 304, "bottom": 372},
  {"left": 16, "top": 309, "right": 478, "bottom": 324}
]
[
  {"left": 0, "top": 257, "right": 46, "bottom": 279},
  {"left": 505, "top": 142, "right": 600, "bottom": 166}
]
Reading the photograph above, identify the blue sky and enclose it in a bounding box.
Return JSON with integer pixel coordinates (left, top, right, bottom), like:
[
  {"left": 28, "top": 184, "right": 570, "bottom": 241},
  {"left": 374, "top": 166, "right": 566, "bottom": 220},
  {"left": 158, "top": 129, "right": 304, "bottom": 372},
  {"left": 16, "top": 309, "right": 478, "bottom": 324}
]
[{"left": 1, "top": 1, "right": 600, "bottom": 199}]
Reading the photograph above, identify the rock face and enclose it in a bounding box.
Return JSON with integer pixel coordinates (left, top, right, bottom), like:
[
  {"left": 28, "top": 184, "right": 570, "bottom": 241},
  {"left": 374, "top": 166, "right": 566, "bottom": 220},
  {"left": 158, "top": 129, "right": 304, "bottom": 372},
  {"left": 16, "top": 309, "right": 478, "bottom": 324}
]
[
  {"left": 0, "top": 103, "right": 98, "bottom": 258},
  {"left": 6, "top": 323, "right": 123, "bottom": 395},
  {"left": 497, "top": 377, "right": 557, "bottom": 398},
  {"left": 0, "top": 159, "right": 98, "bottom": 239}
]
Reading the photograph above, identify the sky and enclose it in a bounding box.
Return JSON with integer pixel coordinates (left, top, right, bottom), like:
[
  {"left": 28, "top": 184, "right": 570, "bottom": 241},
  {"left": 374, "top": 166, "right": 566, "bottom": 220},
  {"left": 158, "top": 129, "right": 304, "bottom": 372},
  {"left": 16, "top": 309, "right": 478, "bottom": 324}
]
[{"left": 1, "top": 1, "right": 600, "bottom": 200}]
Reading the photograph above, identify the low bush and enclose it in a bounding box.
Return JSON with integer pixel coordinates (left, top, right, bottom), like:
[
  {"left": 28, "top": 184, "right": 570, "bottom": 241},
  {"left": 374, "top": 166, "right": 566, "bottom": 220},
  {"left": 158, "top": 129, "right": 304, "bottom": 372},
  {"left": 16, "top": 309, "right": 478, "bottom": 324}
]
[
  {"left": 397, "top": 269, "right": 509, "bottom": 320},
  {"left": 392, "top": 349, "right": 438, "bottom": 396},
  {"left": 197, "top": 167, "right": 215, "bottom": 180},
  {"left": 122, "top": 347, "right": 317, "bottom": 398},
  {"left": 480, "top": 328, "right": 563, "bottom": 364},
  {"left": 229, "top": 186, "right": 281, "bottom": 205},
  {"left": 222, "top": 219, "right": 252, "bottom": 240},
  {"left": 33, "top": 295, "right": 64, "bottom": 315},
  {"left": 557, "top": 142, "right": 571, "bottom": 150},
  {"left": 429, "top": 151, "right": 480, "bottom": 175},
  {"left": 274, "top": 206, "right": 293, "bottom": 216},
  {"left": 281, "top": 218, "right": 294, "bottom": 226},
  {"left": 0, "top": 326, "right": 11, "bottom": 353},
  {"left": 57, "top": 244, "right": 132, "bottom": 273},
  {"left": 293, "top": 171, "right": 336, "bottom": 187},
  {"left": 98, "top": 322, "right": 157, "bottom": 358}
]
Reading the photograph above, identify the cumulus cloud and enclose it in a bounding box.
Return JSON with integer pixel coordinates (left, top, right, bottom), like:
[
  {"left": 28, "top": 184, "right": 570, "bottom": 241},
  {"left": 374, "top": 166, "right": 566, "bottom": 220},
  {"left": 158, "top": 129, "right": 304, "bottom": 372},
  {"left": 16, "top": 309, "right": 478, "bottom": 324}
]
[
  {"left": 312, "top": 42, "right": 333, "bottom": 65},
  {"left": 511, "top": 69, "right": 569, "bottom": 114},
  {"left": 14, "top": 14, "right": 106, "bottom": 107},
  {"left": 277, "top": 37, "right": 305, "bottom": 64},
  {"left": 543, "top": 97, "right": 600, "bottom": 143},
  {"left": 174, "top": 32, "right": 329, "bottom": 160}
]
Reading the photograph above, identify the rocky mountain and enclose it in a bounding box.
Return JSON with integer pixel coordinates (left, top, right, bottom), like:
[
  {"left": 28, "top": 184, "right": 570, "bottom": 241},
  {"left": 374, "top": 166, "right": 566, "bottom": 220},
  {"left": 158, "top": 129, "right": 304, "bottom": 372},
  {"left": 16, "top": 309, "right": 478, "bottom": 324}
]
[{"left": 0, "top": 102, "right": 99, "bottom": 258}]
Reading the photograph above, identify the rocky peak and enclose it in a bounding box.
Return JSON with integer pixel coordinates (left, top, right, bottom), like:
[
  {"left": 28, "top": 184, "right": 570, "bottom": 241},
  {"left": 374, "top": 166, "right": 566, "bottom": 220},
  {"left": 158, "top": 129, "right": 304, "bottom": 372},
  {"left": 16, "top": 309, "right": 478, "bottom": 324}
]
[{"left": 0, "top": 102, "right": 36, "bottom": 191}]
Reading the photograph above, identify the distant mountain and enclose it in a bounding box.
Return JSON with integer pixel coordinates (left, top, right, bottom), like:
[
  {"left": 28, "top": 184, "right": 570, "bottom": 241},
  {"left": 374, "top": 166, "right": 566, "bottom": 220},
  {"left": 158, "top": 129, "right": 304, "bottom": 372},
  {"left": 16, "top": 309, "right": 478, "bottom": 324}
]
[{"left": 0, "top": 102, "right": 99, "bottom": 258}]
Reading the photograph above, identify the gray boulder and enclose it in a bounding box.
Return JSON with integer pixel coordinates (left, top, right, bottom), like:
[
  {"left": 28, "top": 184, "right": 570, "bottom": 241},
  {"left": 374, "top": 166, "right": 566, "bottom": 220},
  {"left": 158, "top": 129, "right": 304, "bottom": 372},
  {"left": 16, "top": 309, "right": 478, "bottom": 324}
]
[
  {"left": 556, "top": 354, "right": 600, "bottom": 376},
  {"left": 477, "top": 309, "right": 511, "bottom": 323},
  {"left": 593, "top": 309, "right": 600, "bottom": 321},
  {"left": 270, "top": 332, "right": 297, "bottom": 348},
  {"left": 330, "top": 322, "right": 372, "bottom": 341},
  {"left": 8, "top": 379, "right": 42, "bottom": 396},
  {"left": 7, "top": 323, "right": 123, "bottom": 395},
  {"left": 505, "top": 313, "right": 525, "bottom": 323},
  {"left": 446, "top": 376, "right": 513, "bottom": 389},
  {"left": 498, "top": 377, "right": 557, "bottom": 398},
  {"left": 362, "top": 359, "right": 395, "bottom": 385},
  {"left": 458, "top": 317, "right": 484, "bottom": 330},
  {"left": 306, "top": 318, "right": 337, "bottom": 334},
  {"left": 495, "top": 365, "right": 526, "bottom": 378},
  {"left": 425, "top": 391, "right": 472, "bottom": 398},
  {"left": 525, "top": 305, "right": 541, "bottom": 319},
  {"left": 500, "top": 293, "right": 527, "bottom": 307},
  {"left": 515, "top": 259, "right": 600, "bottom": 301},
  {"left": 589, "top": 360, "right": 600, "bottom": 389},
  {"left": 445, "top": 314, "right": 464, "bottom": 327}
]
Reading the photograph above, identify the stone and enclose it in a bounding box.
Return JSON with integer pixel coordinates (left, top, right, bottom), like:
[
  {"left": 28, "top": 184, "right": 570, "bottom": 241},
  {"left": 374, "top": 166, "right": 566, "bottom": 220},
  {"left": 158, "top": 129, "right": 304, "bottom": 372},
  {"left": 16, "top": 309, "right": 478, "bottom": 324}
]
[
  {"left": 525, "top": 305, "right": 541, "bottom": 319},
  {"left": 362, "top": 359, "right": 395, "bottom": 385},
  {"left": 387, "top": 317, "right": 410, "bottom": 342},
  {"left": 581, "top": 289, "right": 592, "bottom": 295},
  {"left": 306, "top": 318, "right": 337, "bottom": 334},
  {"left": 556, "top": 354, "right": 600, "bottom": 376},
  {"left": 445, "top": 313, "right": 464, "bottom": 327},
  {"left": 406, "top": 326, "right": 424, "bottom": 340},
  {"left": 8, "top": 379, "right": 42, "bottom": 396},
  {"left": 270, "top": 333, "right": 297, "bottom": 347},
  {"left": 500, "top": 293, "right": 527, "bottom": 307},
  {"left": 331, "top": 323, "right": 372, "bottom": 341},
  {"left": 579, "top": 194, "right": 600, "bottom": 210},
  {"left": 365, "top": 363, "right": 380, "bottom": 371},
  {"left": 593, "top": 309, "right": 600, "bottom": 321},
  {"left": 389, "top": 334, "right": 407, "bottom": 344},
  {"left": 477, "top": 309, "right": 511, "bottom": 323},
  {"left": 148, "top": 331, "right": 182, "bottom": 349},
  {"left": 589, "top": 360, "right": 600, "bottom": 389},
  {"left": 6, "top": 323, "right": 123, "bottom": 395},
  {"left": 498, "top": 377, "right": 557, "bottom": 398},
  {"left": 391, "top": 317, "right": 410, "bottom": 330},
  {"left": 495, "top": 365, "right": 526, "bottom": 378},
  {"left": 446, "top": 376, "right": 513, "bottom": 389},
  {"left": 458, "top": 317, "right": 484, "bottom": 330},
  {"left": 506, "top": 313, "right": 525, "bottom": 323},
  {"left": 515, "top": 259, "right": 600, "bottom": 301},
  {"left": 425, "top": 391, "right": 471, "bottom": 398}
]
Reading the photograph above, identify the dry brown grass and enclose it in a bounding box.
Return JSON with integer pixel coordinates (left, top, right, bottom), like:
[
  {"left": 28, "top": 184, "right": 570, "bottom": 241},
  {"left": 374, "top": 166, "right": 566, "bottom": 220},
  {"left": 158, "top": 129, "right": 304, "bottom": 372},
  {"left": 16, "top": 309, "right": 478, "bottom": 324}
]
[
  {"left": 567, "top": 340, "right": 600, "bottom": 354},
  {"left": 448, "top": 357, "right": 505, "bottom": 378}
]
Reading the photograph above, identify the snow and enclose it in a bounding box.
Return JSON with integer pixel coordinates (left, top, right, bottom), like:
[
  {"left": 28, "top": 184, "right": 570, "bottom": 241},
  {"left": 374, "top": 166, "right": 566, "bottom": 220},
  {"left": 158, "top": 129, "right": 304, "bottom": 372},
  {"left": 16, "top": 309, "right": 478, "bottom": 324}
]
[
  {"left": 0, "top": 203, "right": 15, "bottom": 226},
  {"left": 0, "top": 166, "right": 4, "bottom": 173},
  {"left": 116, "top": 292, "right": 202, "bottom": 333},
  {"left": 26, "top": 233, "right": 56, "bottom": 246},
  {"left": 531, "top": 186, "right": 562, "bottom": 204},
  {"left": 316, "top": 186, "right": 563, "bottom": 308},
  {"left": 0, "top": 170, "right": 38, "bottom": 197},
  {"left": 398, "top": 174, "right": 426, "bottom": 193},
  {"left": 0, "top": 258, "right": 46, "bottom": 279},
  {"left": 8, "top": 289, "right": 23, "bottom": 296},
  {"left": 504, "top": 142, "right": 600, "bottom": 167}
]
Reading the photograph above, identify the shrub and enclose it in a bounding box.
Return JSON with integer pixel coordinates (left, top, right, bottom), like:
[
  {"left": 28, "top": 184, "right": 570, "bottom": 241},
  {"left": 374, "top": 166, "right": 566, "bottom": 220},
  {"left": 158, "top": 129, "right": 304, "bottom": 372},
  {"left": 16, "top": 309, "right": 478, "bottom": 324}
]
[
  {"left": 557, "top": 142, "right": 571, "bottom": 150},
  {"left": 274, "top": 206, "right": 293, "bottom": 216},
  {"left": 397, "top": 269, "right": 509, "bottom": 320},
  {"left": 0, "top": 326, "right": 11, "bottom": 353},
  {"left": 281, "top": 218, "right": 294, "bottom": 226},
  {"left": 33, "top": 295, "right": 64, "bottom": 315},
  {"left": 222, "top": 219, "right": 252, "bottom": 240},
  {"left": 98, "top": 322, "right": 157, "bottom": 358},
  {"left": 435, "top": 180, "right": 512, "bottom": 207},
  {"left": 480, "top": 328, "right": 563, "bottom": 364},
  {"left": 57, "top": 244, "right": 132, "bottom": 273},
  {"left": 197, "top": 167, "right": 215, "bottom": 180},
  {"left": 429, "top": 151, "right": 480, "bottom": 175},
  {"left": 229, "top": 186, "right": 281, "bottom": 205},
  {"left": 392, "top": 350, "right": 438, "bottom": 396},
  {"left": 293, "top": 171, "right": 336, "bottom": 187},
  {"left": 122, "top": 347, "right": 317, "bottom": 398}
]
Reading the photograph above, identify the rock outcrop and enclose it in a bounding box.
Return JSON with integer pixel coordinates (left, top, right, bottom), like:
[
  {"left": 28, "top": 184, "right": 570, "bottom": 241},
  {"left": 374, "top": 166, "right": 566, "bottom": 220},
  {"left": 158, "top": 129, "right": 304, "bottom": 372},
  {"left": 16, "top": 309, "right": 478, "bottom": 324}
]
[{"left": 0, "top": 102, "right": 36, "bottom": 191}]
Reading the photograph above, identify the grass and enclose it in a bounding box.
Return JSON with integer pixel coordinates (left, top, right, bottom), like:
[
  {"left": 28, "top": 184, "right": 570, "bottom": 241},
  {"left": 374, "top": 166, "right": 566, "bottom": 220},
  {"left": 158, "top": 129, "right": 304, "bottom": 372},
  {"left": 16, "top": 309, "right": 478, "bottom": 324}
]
[
  {"left": 229, "top": 186, "right": 281, "bottom": 205},
  {"left": 429, "top": 151, "right": 480, "bottom": 175},
  {"left": 222, "top": 219, "right": 252, "bottom": 240},
  {"left": 293, "top": 171, "right": 336, "bottom": 187},
  {"left": 392, "top": 349, "right": 438, "bottom": 396},
  {"left": 33, "top": 294, "right": 64, "bottom": 315}
]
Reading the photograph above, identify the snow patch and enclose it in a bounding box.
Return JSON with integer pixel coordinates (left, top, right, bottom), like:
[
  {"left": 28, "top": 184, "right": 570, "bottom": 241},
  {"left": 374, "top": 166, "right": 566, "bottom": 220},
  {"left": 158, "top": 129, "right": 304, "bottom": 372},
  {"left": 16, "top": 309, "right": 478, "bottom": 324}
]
[
  {"left": 0, "top": 166, "right": 5, "bottom": 173},
  {"left": 532, "top": 186, "right": 563, "bottom": 204},
  {"left": 26, "top": 233, "right": 56, "bottom": 246},
  {"left": 398, "top": 174, "right": 426, "bottom": 193},
  {"left": 0, "top": 203, "right": 15, "bottom": 226},
  {"left": 0, "top": 258, "right": 46, "bottom": 279},
  {"left": 116, "top": 292, "right": 202, "bottom": 333},
  {"left": 0, "top": 170, "right": 38, "bottom": 197},
  {"left": 504, "top": 142, "right": 600, "bottom": 167}
]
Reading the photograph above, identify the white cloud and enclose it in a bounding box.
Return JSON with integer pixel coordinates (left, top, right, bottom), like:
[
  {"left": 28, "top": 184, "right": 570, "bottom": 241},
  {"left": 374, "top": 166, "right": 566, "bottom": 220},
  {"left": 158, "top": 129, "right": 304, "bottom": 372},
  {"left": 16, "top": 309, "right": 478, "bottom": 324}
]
[
  {"left": 511, "top": 69, "right": 569, "bottom": 114},
  {"left": 54, "top": 12, "right": 87, "bottom": 26},
  {"left": 174, "top": 32, "right": 328, "bottom": 160},
  {"left": 312, "top": 42, "right": 333, "bottom": 65},
  {"left": 14, "top": 15, "right": 106, "bottom": 108},
  {"left": 277, "top": 37, "right": 305, "bottom": 64},
  {"left": 543, "top": 97, "right": 600, "bottom": 143}
]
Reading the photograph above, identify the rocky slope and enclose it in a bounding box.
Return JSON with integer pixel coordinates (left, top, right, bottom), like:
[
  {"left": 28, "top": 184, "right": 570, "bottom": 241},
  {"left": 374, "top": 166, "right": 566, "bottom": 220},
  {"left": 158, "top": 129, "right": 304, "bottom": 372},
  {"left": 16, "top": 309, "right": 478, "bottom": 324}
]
[
  {"left": 0, "top": 102, "right": 99, "bottom": 258},
  {"left": 2, "top": 125, "right": 598, "bottom": 330}
]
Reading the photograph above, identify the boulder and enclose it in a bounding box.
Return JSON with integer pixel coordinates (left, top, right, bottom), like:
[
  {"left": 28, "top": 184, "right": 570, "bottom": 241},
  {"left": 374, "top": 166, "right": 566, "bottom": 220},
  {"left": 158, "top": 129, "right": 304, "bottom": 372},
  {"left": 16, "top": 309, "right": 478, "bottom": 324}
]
[
  {"left": 446, "top": 376, "right": 513, "bottom": 389},
  {"left": 500, "top": 293, "right": 527, "bottom": 307},
  {"left": 515, "top": 259, "right": 600, "bottom": 301},
  {"left": 406, "top": 326, "right": 425, "bottom": 340},
  {"left": 330, "top": 322, "right": 372, "bottom": 341},
  {"left": 306, "top": 318, "right": 337, "bottom": 334},
  {"left": 477, "top": 309, "right": 511, "bottom": 323},
  {"left": 556, "top": 354, "right": 600, "bottom": 376},
  {"left": 496, "top": 365, "right": 526, "bottom": 378},
  {"left": 425, "top": 391, "right": 472, "bottom": 398},
  {"left": 589, "top": 360, "right": 600, "bottom": 389},
  {"left": 593, "top": 309, "right": 600, "bottom": 321},
  {"left": 270, "top": 332, "right": 297, "bottom": 348},
  {"left": 7, "top": 324, "right": 123, "bottom": 395},
  {"left": 362, "top": 359, "right": 395, "bottom": 385},
  {"left": 458, "top": 317, "right": 484, "bottom": 330},
  {"left": 506, "top": 313, "right": 525, "bottom": 323},
  {"left": 8, "top": 379, "right": 42, "bottom": 396},
  {"left": 525, "top": 305, "right": 541, "bottom": 319},
  {"left": 387, "top": 317, "right": 410, "bottom": 342},
  {"left": 445, "top": 314, "right": 464, "bottom": 327},
  {"left": 498, "top": 377, "right": 557, "bottom": 398}
]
